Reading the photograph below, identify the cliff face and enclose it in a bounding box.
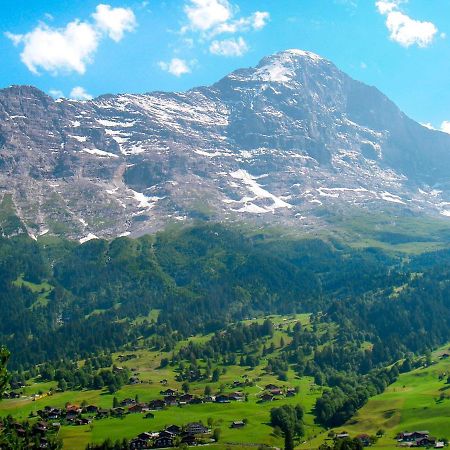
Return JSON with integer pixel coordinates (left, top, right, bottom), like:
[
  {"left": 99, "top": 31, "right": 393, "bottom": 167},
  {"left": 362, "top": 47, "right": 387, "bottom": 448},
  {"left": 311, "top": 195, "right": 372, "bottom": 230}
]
[{"left": 0, "top": 50, "right": 449, "bottom": 240}]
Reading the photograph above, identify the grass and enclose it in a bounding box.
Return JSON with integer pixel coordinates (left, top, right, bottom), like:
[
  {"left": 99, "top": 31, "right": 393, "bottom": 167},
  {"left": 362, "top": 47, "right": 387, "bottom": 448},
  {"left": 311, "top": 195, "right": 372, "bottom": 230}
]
[
  {"left": 299, "top": 344, "right": 450, "bottom": 450},
  {"left": 2, "top": 316, "right": 448, "bottom": 450},
  {"left": 13, "top": 276, "right": 54, "bottom": 308},
  {"left": 0, "top": 314, "right": 326, "bottom": 449}
]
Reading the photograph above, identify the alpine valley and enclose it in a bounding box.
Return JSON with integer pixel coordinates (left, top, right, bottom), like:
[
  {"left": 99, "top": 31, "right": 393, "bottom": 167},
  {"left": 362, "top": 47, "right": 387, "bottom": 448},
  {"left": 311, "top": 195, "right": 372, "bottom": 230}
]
[{"left": 1, "top": 49, "right": 449, "bottom": 241}]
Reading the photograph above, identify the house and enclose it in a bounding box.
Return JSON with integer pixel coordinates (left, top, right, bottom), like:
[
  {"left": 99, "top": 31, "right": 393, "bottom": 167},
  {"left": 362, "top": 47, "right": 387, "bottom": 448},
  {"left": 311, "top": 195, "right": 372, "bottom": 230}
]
[
  {"left": 111, "top": 407, "right": 126, "bottom": 416},
  {"left": 259, "top": 393, "right": 273, "bottom": 402},
  {"left": 84, "top": 405, "right": 99, "bottom": 414},
  {"left": 270, "top": 389, "right": 283, "bottom": 396},
  {"left": 230, "top": 421, "right": 246, "bottom": 429},
  {"left": 120, "top": 398, "right": 136, "bottom": 407},
  {"left": 129, "top": 376, "right": 141, "bottom": 385},
  {"left": 129, "top": 403, "right": 146, "bottom": 413},
  {"left": 286, "top": 389, "right": 296, "bottom": 397},
  {"left": 336, "top": 433, "right": 350, "bottom": 439},
  {"left": 189, "top": 397, "right": 203, "bottom": 404},
  {"left": 416, "top": 437, "right": 436, "bottom": 447},
  {"left": 440, "top": 353, "right": 450, "bottom": 359},
  {"left": 215, "top": 394, "right": 230, "bottom": 403},
  {"left": 185, "top": 422, "right": 209, "bottom": 435},
  {"left": 160, "top": 388, "right": 177, "bottom": 397},
  {"left": 149, "top": 400, "right": 165, "bottom": 410},
  {"left": 164, "top": 395, "right": 178, "bottom": 406},
  {"left": 179, "top": 393, "right": 193, "bottom": 403},
  {"left": 158, "top": 431, "right": 175, "bottom": 439},
  {"left": 180, "top": 433, "right": 196, "bottom": 445},
  {"left": 398, "top": 432, "right": 430, "bottom": 442},
  {"left": 138, "top": 432, "right": 153, "bottom": 441},
  {"left": 130, "top": 438, "right": 148, "bottom": 449},
  {"left": 165, "top": 425, "right": 182, "bottom": 435},
  {"left": 265, "top": 384, "right": 279, "bottom": 390},
  {"left": 96, "top": 408, "right": 109, "bottom": 419},
  {"left": 229, "top": 392, "right": 245, "bottom": 401},
  {"left": 144, "top": 412, "right": 155, "bottom": 419},
  {"left": 435, "top": 442, "right": 445, "bottom": 448},
  {"left": 356, "top": 434, "right": 371, "bottom": 447},
  {"left": 153, "top": 436, "right": 173, "bottom": 448}
]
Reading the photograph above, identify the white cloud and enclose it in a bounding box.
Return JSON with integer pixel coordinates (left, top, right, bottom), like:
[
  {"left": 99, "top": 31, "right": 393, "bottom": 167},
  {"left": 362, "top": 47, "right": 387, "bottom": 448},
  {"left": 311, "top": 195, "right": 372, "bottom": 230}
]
[
  {"left": 183, "top": 0, "right": 269, "bottom": 36},
  {"left": 6, "top": 4, "right": 136, "bottom": 75},
  {"left": 49, "top": 89, "right": 64, "bottom": 98},
  {"left": 6, "top": 21, "right": 99, "bottom": 75},
  {"left": 252, "top": 11, "right": 270, "bottom": 30},
  {"left": 184, "top": 0, "right": 233, "bottom": 32},
  {"left": 70, "top": 86, "right": 93, "bottom": 100},
  {"left": 209, "top": 36, "right": 248, "bottom": 56},
  {"left": 440, "top": 121, "right": 450, "bottom": 134},
  {"left": 376, "top": 1, "right": 438, "bottom": 48},
  {"left": 92, "top": 4, "right": 136, "bottom": 42},
  {"left": 158, "top": 58, "right": 191, "bottom": 77}
]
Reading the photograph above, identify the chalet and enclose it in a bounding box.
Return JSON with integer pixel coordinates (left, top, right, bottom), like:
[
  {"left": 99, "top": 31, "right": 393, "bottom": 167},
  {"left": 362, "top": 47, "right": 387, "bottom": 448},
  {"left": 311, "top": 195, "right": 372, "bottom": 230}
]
[
  {"left": 204, "top": 395, "right": 215, "bottom": 402},
  {"left": 96, "top": 408, "right": 109, "bottom": 419},
  {"left": 130, "top": 438, "right": 148, "bottom": 449},
  {"left": 129, "top": 403, "right": 146, "bottom": 413},
  {"left": 149, "top": 400, "right": 165, "bottom": 410},
  {"left": 286, "top": 389, "right": 296, "bottom": 397},
  {"left": 189, "top": 397, "right": 203, "bottom": 404},
  {"left": 179, "top": 393, "right": 193, "bottom": 403},
  {"left": 215, "top": 394, "right": 230, "bottom": 403},
  {"left": 138, "top": 432, "right": 153, "bottom": 441},
  {"left": 416, "top": 437, "right": 436, "bottom": 447},
  {"left": 440, "top": 353, "right": 449, "bottom": 359},
  {"left": 120, "top": 398, "right": 136, "bottom": 407},
  {"left": 259, "top": 393, "right": 273, "bottom": 402},
  {"left": 65, "top": 410, "right": 79, "bottom": 420},
  {"left": 336, "top": 433, "right": 350, "bottom": 439},
  {"left": 165, "top": 425, "right": 182, "bottom": 435},
  {"left": 84, "top": 405, "right": 99, "bottom": 414},
  {"left": 231, "top": 421, "right": 246, "bottom": 429},
  {"left": 160, "top": 388, "right": 177, "bottom": 397},
  {"left": 356, "top": 434, "right": 371, "bottom": 447},
  {"left": 270, "top": 388, "right": 283, "bottom": 396},
  {"left": 185, "top": 422, "right": 209, "bottom": 435},
  {"left": 66, "top": 404, "right": 82, "bottom": 414},
  {"left": 111, "top": 407, "right": 126, "bottom": 416},
  {"left": 229, "top": 392, "right": 245, "bottom": 401},
  {"left": 398, "top": 432, "right": 430, "bottom": 442},
  {"left": 164, "top": 395, "right": 178, "bottom": 406},
  {"left": 153, "top": 436, "right": 174, "bottom": 448},
  {"left": 158, "top": 431, "right": 176, "bottom": 439},
  {"left": 265, "top": 384, "right": 279, "bottom": 390},
  {"left": 180, "top": 433, "right": 196, "bottom": 445}
]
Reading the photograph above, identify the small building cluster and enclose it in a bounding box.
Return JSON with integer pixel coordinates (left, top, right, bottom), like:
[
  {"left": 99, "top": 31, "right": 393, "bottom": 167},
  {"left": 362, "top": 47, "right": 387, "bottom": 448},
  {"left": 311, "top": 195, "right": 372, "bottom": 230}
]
[
  {"left": 258, "top": 384, "right": 297, "bottom": 402},
  {"left": 397, "top": 431, "right": 445, "bottom": 448},
  {"left": 129, "top": 422, "right": 211, "bottom": 449}
]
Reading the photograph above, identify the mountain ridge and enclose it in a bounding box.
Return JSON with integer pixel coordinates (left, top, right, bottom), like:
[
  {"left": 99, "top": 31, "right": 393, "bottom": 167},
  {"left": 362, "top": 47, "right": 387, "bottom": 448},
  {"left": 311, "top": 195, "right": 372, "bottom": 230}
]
[{"left": 0, "top": 49, "right": 449, "bottom": 241}]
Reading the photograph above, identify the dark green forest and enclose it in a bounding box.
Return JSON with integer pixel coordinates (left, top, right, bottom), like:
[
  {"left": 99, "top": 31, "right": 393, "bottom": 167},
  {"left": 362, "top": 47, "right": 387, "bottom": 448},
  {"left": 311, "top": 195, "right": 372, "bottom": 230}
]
[
  {"left": 0, "top": 223, "right": 449, "bottom": 428},
  {"left": 0, "top": 224, "right": 449, "bottom": 371}
]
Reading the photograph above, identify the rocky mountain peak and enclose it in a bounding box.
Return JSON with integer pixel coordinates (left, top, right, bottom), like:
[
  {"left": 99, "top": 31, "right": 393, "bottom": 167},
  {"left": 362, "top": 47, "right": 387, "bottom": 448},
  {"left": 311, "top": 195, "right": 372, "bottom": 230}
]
[{"left": 0, "top": 50, "right": 449, "bottom": 241}]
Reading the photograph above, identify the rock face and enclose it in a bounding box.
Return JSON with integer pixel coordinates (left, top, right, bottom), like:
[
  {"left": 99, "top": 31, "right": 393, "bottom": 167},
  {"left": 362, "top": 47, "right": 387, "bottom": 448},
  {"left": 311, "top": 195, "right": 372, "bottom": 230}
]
[{"left": 0, "top": 49, "right": 449, "bottom": 240}]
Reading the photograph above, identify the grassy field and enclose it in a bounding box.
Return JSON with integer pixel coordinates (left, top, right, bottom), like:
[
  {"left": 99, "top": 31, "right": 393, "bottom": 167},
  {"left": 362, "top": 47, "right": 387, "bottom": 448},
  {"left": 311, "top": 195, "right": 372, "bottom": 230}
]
[
  {"left": 0, "top": 314, "right": 326, "bottom": 449},
  {"left": 2, "top": 314, "right": 448, "bottom": 450},
  {"left": 300, "top": 344, "right": 450, "bottom": 450}
]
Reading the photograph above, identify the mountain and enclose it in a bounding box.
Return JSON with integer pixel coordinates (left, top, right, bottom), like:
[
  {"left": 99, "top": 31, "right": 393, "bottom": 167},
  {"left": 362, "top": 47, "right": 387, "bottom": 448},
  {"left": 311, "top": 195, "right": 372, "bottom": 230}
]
[{"left": 0, "top": 49, "right": 449, "bottom": 240}]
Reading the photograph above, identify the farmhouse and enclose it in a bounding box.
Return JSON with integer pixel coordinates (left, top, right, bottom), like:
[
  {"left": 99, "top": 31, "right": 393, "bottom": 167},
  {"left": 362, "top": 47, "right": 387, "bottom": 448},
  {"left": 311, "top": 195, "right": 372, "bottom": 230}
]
[{"left": 185, "top": 422, "right": 209, "bottom": 434}]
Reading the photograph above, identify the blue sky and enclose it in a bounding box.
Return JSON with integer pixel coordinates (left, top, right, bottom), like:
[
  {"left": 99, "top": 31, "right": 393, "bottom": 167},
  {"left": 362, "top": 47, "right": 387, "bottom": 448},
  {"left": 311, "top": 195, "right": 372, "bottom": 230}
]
[{"left": 1, "top": 0, "right": 449, "bottom": 129}]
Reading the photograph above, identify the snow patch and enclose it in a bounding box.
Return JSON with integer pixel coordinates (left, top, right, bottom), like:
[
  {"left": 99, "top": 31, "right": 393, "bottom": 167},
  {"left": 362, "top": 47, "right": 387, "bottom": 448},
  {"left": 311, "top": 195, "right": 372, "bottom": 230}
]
[
  {"left": 80, "top": 233, "right": 99, "bottom": 244},
  {"left": 83, "top": 148, "right": 119, "bottom": 158}
]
